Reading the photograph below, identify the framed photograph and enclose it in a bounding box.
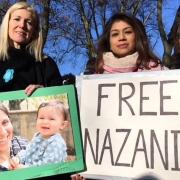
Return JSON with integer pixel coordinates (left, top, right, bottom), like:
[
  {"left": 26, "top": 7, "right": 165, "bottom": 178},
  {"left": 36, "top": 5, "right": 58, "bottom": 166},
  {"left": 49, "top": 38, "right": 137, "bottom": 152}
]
[{"left": 0, "top": 85, "right": 85, "bottom": 180}]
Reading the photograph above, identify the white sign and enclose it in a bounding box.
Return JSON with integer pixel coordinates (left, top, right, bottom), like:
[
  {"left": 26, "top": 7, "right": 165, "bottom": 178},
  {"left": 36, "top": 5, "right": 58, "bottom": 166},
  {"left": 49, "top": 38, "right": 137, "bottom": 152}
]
[{"left": 77, "top": 70, "right": 180, "bottom": 180}]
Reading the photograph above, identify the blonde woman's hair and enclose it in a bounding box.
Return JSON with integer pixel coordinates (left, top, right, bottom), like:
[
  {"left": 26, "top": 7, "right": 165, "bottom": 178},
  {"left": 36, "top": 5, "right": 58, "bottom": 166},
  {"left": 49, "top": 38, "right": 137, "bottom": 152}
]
[{"left": 0, "top": 1, "right": 44, "bottom": 61}]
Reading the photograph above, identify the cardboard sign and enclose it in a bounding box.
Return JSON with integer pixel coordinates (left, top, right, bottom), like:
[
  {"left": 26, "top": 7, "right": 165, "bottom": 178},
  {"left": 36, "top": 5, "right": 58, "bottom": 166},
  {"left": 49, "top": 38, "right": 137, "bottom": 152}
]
[
  {"left": 0, "top": 85, "right": 85, "bottom": 180},
  {"left": 77, "top": 70, "right": 180, "bottom": 180}
]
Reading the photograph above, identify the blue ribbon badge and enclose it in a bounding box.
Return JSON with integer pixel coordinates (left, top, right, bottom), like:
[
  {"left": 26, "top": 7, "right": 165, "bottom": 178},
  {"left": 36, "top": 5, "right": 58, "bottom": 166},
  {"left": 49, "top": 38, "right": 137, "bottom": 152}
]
[{"left": 3, "top": 69, "right": 14, "bottom": 83}]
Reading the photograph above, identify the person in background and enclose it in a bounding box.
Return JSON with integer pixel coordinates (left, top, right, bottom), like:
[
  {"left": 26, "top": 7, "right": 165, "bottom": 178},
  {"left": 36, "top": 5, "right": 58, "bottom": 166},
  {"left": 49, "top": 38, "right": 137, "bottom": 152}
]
[
  {"left": 95, "top": 13, "right": 168, "bottom": 74},
  {"left": 0, "top": 1, "right": 62, "bottom": 96},
  {"left": 11, "top": 100, "right": 69, "bottom": 168}
]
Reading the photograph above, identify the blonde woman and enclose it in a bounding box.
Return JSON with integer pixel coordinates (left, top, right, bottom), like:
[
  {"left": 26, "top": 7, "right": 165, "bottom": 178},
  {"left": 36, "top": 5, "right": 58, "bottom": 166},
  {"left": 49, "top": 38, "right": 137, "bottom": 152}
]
[{"left": 0, "top": 2, "right": 62, "bottom": 95}]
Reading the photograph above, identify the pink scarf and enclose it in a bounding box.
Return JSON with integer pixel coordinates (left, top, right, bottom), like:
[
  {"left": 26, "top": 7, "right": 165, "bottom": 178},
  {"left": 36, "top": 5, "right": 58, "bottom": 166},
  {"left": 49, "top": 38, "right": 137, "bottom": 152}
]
[{"left": 103, "top": 52, "right": 138, "bottom": 73}]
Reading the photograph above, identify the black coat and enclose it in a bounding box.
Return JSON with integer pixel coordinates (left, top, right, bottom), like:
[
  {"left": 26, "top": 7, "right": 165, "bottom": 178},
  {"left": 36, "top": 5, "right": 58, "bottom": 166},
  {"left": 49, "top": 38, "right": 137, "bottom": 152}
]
[{"left": 0, "top": 48, "right": 62, "bottom": 92}]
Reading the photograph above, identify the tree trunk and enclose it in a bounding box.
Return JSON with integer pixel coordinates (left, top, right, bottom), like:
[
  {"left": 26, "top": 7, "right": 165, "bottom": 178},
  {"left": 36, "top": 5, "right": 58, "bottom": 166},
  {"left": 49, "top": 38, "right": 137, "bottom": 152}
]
[
  {"left": 168, "top": 6, "right": 180, "bottom": 69},
  {"left": 157, "top": 0, "right": 173, "bottom": 67},
  {"left": 40, "top": 0, "right": 51, "bottom": 48}
]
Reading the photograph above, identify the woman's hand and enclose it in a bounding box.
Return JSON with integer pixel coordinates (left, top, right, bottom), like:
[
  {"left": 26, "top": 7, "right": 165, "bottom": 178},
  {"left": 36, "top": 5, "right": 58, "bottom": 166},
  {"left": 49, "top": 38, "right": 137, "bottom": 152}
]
[
  {"left": 71, "top": 174, "right": 86, "bottom": 180},
  {"left": 25, "top": 84, "right": 43, "bottom": 96}
]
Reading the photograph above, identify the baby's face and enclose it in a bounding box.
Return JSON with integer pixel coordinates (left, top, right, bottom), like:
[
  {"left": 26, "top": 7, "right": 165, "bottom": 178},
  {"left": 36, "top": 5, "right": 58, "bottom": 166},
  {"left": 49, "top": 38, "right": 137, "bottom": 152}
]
[{"left": 36, "top": 106, "right": 65, "bottom": 138}]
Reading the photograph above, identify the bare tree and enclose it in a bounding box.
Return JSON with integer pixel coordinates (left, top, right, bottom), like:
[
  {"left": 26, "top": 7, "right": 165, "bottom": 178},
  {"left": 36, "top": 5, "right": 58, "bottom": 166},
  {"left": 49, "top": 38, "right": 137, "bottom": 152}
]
[
  {"left": 157, "top": 0, "right": 180, "bottom": 69},
  {"left": 167, "top": 6, "right": 180, "bottom": 68},
  {"left": 0, "top": 0, "right": 179, "bottom": 74},
  {"left": 157, "top": 0, "right": 172, "bottom": 67},
  {"left": 0, "top": 1, "right": 12, "bottom": 23},
  {"left": 38, "top": 0, "right": 51, "bottom": 47}
]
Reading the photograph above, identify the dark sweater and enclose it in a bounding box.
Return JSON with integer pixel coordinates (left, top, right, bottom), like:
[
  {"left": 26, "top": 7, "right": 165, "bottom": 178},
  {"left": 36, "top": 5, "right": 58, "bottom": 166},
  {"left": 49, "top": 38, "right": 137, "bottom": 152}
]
[{"left": 0, "top": 48, "right": 62, "bottom": 92}]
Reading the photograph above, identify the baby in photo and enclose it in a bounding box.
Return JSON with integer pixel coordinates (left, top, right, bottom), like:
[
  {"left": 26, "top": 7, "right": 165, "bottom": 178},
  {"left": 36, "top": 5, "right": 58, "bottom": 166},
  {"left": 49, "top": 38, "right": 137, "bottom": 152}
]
[{"left": 10, "top": 100, "right": 69, "bottom": 168}]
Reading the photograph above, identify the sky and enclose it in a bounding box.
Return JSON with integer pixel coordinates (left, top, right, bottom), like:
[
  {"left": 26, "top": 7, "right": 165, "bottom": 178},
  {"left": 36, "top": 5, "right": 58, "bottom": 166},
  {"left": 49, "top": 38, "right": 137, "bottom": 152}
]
[
  {"left": 59, "top": 54, "right": 87, "bottom": 76},
  {"left": 59, "top": 0, "right": 180, "bottom": 76}
]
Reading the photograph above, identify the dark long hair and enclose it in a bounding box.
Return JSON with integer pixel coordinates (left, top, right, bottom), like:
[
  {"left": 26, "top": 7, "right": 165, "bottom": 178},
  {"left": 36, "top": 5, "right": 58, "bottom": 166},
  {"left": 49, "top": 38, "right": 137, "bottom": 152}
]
[{"left": 96, "top": 13, "right": 161, "bottom": 73}]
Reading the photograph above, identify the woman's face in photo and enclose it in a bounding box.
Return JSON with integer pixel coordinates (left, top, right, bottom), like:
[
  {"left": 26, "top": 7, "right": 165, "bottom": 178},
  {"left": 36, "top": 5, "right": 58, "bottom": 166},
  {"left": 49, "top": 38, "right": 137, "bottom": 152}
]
[
  {"left": 109, "top": 20, "right": 136, "bottom": 58},
  {"left": 8, "top": 9, "right": 34, "bottom": 49},
  {"left": 0, "top": 110, "right": 13, "bottom": 153}
]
